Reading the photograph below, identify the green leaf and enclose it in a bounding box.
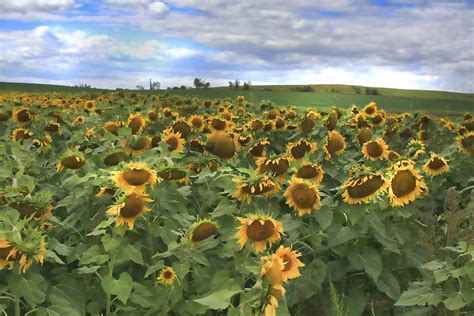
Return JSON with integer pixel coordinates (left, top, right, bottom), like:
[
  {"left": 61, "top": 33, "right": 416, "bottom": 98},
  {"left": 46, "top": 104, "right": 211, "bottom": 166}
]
[
  {"left": 9, "top": 273, "right": 47, "bottom": 307},
  {"left": 79, "top": 245, "right": 109, "bottom": 265},
  {"left": 395, "top": 287, "right": 441, "bottom": 306},
  {"left": 101, "top": 272, "right": 133, "bottom": 304},
  {"left": 144, "top": 261, "right": 164, "bottom": 278},
  {"left": 328, "top": 226, "right": 358, "bottom": 247},
  {"left": 193, "top": 285, "right": 240, "bottom": 310},
  {"left": 443, "top": 292, "right": 467, "bottom": 311},
  {"left": 212, "top": 198, "right": 238, "bottom": 218},
  {"left": 314, "top": 206, "right": 333, "bottom": 230},
  {"left": 117, "top": 243, "right": 144, "bottom": 265},
  {"left": 75, "top": 266, "right": 101, "bottom": 274},
  {"left": 376, "top": 269, "right": 400, "bottom": 300},
  {"left": 48, "top": 284, "right": 85, "bottom": 316},
  {"left": 348, "top": 247, "right": 382, "bottom": 281}
]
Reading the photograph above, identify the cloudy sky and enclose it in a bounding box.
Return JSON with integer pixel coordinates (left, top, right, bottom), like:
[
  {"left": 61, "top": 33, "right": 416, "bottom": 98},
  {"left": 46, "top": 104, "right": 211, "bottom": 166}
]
[{"left": 0, "top": 0, "right": 473, "bottom": 92}]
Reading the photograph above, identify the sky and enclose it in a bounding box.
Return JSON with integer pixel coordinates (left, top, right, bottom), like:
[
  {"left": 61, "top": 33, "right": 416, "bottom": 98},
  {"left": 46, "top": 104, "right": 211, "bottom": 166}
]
[{"left": 0, "top": 0, "right": 473, "bottom": 92}]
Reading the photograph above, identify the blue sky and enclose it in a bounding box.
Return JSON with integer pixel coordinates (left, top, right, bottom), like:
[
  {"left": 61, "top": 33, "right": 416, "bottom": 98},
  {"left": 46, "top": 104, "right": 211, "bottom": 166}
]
[{"left": 0, "top": 0, "right": 473, "bottom": 92}]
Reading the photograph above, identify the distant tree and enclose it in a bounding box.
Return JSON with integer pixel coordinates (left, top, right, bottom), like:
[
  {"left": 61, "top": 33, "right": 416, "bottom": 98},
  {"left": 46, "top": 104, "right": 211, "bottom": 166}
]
[
  {"left": 136, "top": 85, "right": 145, "bottom": 90},
  {"left": 76, "top": 83, "right": 92, "bottom": 89},
  {"left": 365, "top": 87, "right": 379, "bottom": 95},
  {"left": 193, "top": 78, "right": 210, "bottom": 89},
  {"left": 234, "top": 79, "right": 240, "bottom": 90},
  {"left": 179, "top": 85, "right": 187, "bottom": 90},
  {"left": 243, "top": 81, "right": 252, "bottom": 90},
  {"left": 228, "top": 81, "right": 234, "bottom": 88},
  {"left": 149, "top": 79, "right": 160, "bottom": 91},
  {"left": 204, "top": 82, "right": 210, "bottom": 88}
]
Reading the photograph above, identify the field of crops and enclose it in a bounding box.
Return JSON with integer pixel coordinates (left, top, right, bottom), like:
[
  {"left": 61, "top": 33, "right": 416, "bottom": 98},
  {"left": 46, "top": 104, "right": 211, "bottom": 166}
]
[{"left": 0, "top": 91, "right": 473, "bottom": 315}]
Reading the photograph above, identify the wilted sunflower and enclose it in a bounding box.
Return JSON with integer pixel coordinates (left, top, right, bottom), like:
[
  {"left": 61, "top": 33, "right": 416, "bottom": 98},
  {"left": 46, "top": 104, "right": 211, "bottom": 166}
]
[
  {"left": 362, "top": 138, "right": 389, "bottom": 161},
  {"left": 56, "top": 152, "right": 85, "bottom": 172},
  {"left": 124, "top": 136, "right": 151, "bottom": 157},
  {"left": 157, "top": 267, "right": 176, "bottom": 286},
  {"left": 284, "top": 178, "right": 321, "bottom": 216},
  {"left": 257, "top": 156, "right": 290, "bottom": 178},
  {"left": 113, "top": 162, "right": 157, "bottom": 194},
  {"left": 163, "top": 130, "right": 185, "bottom": 154},
  {"left": 12, "top": 128, "right": 34, "bottom": 142},
  {"left": 206, "top": 132, "right": 236, "bottom": 159},
  {"left": 388, "top": 161, "right": 428, "bottom": 207},
  {"left": 275, "top": 246, "right": 304, "bottom": 281},
  {"left": 158, "top": 168, "right": 189, "bottom": 184},
  {"left": 127, "top": 112, "right": 146, "bottom": 135},
  {"left": 323, "top": 130, "right": 346, "bottom": 159},
  {"left": 12, "top": 108, "right": 34, "bottom": 124},
  {"left": 236, "top": 215, "right": 283, "bottom": 253},
  {"left": 458, "top": 132, "right": 474, "bottom": 154},
  {"left": 0, "top": 235, "right": 45, "bottom": 273},
  {"left": 107, "top": 192, "right": 153, "bottom": 229},
  {"left": 44, "top": 121, "right": 62, "bottom": 134},
  {"left": 234, "top": 176, "right": 280, "bottom": 203},
  {"left": 286, "top": 139, "right": 317, "bottom": 160},
  {"left": 423, "top": 153, "right": 449, "bottom": 176},
  {"left": 294, "top": 162, "right": 324, "bottom": 184},
  {"left": 188, "top": 115, "right": 205, "bottom": 132},
  {"left": 188, "top": 219, "right": 219, "bottom": 246},
  {"left": 342, "top": 173, "right": 387, "bottom": 204}
]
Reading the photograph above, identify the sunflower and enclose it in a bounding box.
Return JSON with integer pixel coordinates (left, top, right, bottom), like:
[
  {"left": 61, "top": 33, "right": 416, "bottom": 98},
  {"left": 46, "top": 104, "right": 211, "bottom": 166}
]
[
  {"left": 56, "top": 153, "right": 85, "bottom": 172},
  {"left": 103, "top": 151, "right": 129, "bottom": 166},
  {"left": 74, "top": 116, "right": 85, "bottom": 125},
  {"left": 12, "top": 128, "right": 34, "bottom": 142},
  {"left": 206, "top": 132, "right": 236, "bottom": 159},
  {"left": 354, "top": 113, "right": 369, "bottom": 128},
  {"left": 249, "top": 119, "right": 265, "bottom": 132},
  {"left": 163, "top": 130, "right": 185, "bottom": 154},
  {"left": 84, "top": 100, "right": 96, "bottom": 112},
  {"left": 172, "top": 119, "right": 192, "bottom": 138},
  {"left": 248, "top": 139, "right": 270, "bottom": 158},
  {"left": 286, "top": 139, "right": 317, "bottom": 160},
  {"left": 294, "top": 162, "right": 324, "bottom": 184},
  {"left": 107, "top": 192, "right": 153, "bottom": 229},
  {"left": 188, "top": 115, "right": 205, "bottom": 132},
  {"left": 12, "top": 108, "right": 34, "bottom": 123},
  {"left": 256, "top": 156, "right": 290, "bottom": 178},
  {"left": 234, "top": 176, "right": 280, "bottom": 203},
  {"left": 209, "top": 117, "right": 233, "bottom": 133},
  {"left": 0, "top": 236, "right": 45, "bottom": 273},
  {"left": 189, "top": 138, "right": 205, "bottom": 152},
  {"left": 342, "top": 174, "right": 388, "bottom": 204},
  {"left": 326, "top": 111, "right": 338, "bottom": 131},
  {"left": 388, "top": 161, "right": 428, "bottom": 207},
  {"left": 423, "top": 153, "right": 449, "bottom": 176},
  {"left": 188, "top": 219, "right": 219, "bottom": 246},
  {"left": 364, "top": 101, "right": 377, "bottom": 115},
  {"left": 362, "top": 138, "right": 388, "bottom": 161},
  {"left": 112, "top": 162, "right": 157, "bottom": 194},
  {"left": 284, "top": 178, "right": 321, "bottom": 216},
  {"left": 157, "top": 267, "right": 176, "bottom": 286},
  {"left": 458, "top": 132, "right": 474, "bottom": 154},
  {"left": 357, "top": 127, "right": 372, "bottom": 145},
  {"left": 387, "top": 150, "right": 400, "bottom": 161},
  {"left": 275, "top": 246, "right": 304, "bottom": 281},
  {"left": 0, "top": 111, "right": 10, "bottom": 122},
  {"left": 158, "top": 168, "right": 189, "bottom": 184},
  {"left": 407, "top": 139, "right": 426, "bottom": 159},
  {"left": 369, "top": 111, "right": 385, "bottom": 125},
  {"left": 236, "top": 215, "right": 283, "bottom": 253},
  {"left": 45, "top": 121, "right": 61, "bottom": 134},
  {"left": 127, "top": 112, "right": 146, "bottom": 135},
  {"left": 323, "top": 130, "right": 346, "bottom": 159},
  {"left": 124, "top": 136, "right": 151, "bottom": 157},
  {"left": 147, "top": 110, "right": 159, "bottom": 122},
  {"left": 104, "top": 121, "right": 121, "bottom": 135},
  {"left": 33, "top": 134, "right": 53, "bottom": 148}
]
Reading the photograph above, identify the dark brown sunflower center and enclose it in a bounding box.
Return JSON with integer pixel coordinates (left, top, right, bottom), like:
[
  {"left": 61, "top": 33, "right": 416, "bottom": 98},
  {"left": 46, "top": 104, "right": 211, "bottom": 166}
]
[
  {"left": 275, "top": 118, "right": 285, "bottom": 129},
  {"left": 106, "top": 124, "right": 119, "bottom": 135},
  {"left": 249, "top": 143, "right": 265, "bottom": 157},
  {"left": 247, "top": 220, "right": 275, "bottom": 241},
  {"left": 18, "top": 109, "right": 32, "bottom": 122},
  {"left": 400, "top": 128, "right": 412, "bottom": 139},
  {"left": 238, "top": 136, "right": 252, "bottom": 146},
  {"left": 365, "top": 106, "right": 376, "bottom": 115},
  {"left": 261, "top": 159, "right": 289, "bottom": 177},
  {"left": 326, "top": 113, "right": 338, "bottom": 130},
  {"left": 172, "top": 121, "right": 191, "bottom": 138},
  {"left": 61, "top": 156, "right": 84, "bottom": 169},
  {"left": 207, "top": 134, "right": 236, "bottom": 159},
  {"left": 158, "top": 169, "right": 186, "bottom": 181},
  {"left": 366, "top": 142, "right": 384, "bottom": 158},
  {"left": 166, "top": 136, "right": 179, "bottom": 151},
  {"left": 191, "top": 118, "right": 203, "bottom": 128},
  {"left": 251, "top": 120, "right": 264, "bottom": 131},
  {"left": 290, "top": 183, "right": 317, "bottom": 208},
  {"left": 163, "top": 271, "right": 173, "bottom": 279},
  {"left": 391, "top": 170, "right": 416, "bottom": 198},
  {"left": 326, "top": 136, "right": 344, "bottom": 154},
  {"left": 129, "top": 116, "right": 143, "bottom": 134},
  {"left": 104, "top": 152, "right": 128, "bottom": 166},
  {"left": 211, "top": 119, "right": 226, "bottom": 130},
  {"left": 120, "top": 195, "right": 144, "bottom": 218},
  {"left": 291, "top": 142, "right": 311, "bottom": 159},
  {"left": 241, "top": 182, "right": 275, "bottom": 195},
  {"left": 357, "top": 129, "right": 372, "bottom": 144},
  {"left": 0, "top": 246, "right": 14, "bottom": 260},
  {"left": 347, "top": 176, "right": 385, "bottom": 198},
  {"left": 297, "top": 165, "right": 320, "bottom": 179},
  {"left": 300, "top": 118, "right": 315, "bottom": 133},
  {"left": 191, "top": 222, "right": 217, "bottom": 242},
  {"left": 151, "top": 135, "right": 161, "bottom": 148},
  {"left": 282, "top": 254, "right": 292, "bottom": 272},
  {"left": 123, "top": 169, "right": 150, "bottom": 186},
  {"left": 461, "top": 135, "right": 474, "bottom": 151},
  {"left": 427, "top": 157, "right": 446, "bottom": 170},
  {"left": 45, "top": 123, "right": 60, "bottom": 132},
  {"left": 371, "top": 114, "right": 383, "bottom": 124}
]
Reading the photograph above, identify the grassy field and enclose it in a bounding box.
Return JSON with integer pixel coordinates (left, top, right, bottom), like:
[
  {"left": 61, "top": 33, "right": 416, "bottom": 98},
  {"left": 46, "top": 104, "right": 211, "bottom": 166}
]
[{"left": 1, "top": 81, "right": 473, "bottom": 114}]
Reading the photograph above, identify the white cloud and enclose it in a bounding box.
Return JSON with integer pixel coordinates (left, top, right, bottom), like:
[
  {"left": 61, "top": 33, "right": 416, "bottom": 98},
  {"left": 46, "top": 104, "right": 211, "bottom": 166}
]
[{"left": 149, "top": 2, "right": 169, "bottom": 16}]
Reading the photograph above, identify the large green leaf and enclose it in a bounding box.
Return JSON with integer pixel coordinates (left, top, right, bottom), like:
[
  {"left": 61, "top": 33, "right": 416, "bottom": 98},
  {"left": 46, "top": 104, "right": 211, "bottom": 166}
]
[
  {"left": 395, "top": 287, "right": 442, "bottom": 306},
  {"left": 376, "top": 268, "right": 400, "bottom": 300},
  {"left": 101, "top": 272, "right": 133, "bottom": 304},
  {"left": 193, "top": 285, "right": 240, "bottom": 310},
  {"left": 328, "top": 226, "right": 359, "bottom": 247},
  {"left": 348, "top": 247, "right": 382, "bottom": 281},
  {"left": 47, "top": 284, "right": 85, "bottom": 316},
  {"left": 9, "top": 273, "right": 47, "bottom": 307}
]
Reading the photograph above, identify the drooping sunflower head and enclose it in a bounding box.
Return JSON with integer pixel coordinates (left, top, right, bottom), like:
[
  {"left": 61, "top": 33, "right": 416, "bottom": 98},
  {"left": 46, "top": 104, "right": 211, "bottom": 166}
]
[
  {"left": 236, "top": 214, "right": 283, "bottom": 253},
  {"left": 104, "top": 121, "right": 121, "bottom": 135},
  {"left": 188, "top": 115, "right": 205, "bottom": 132},
  {"left": 112, "top": 162, "right": 157, "bottom": 194},
  {"left": 261, "top": 254, "right": 285, "bottom": 286},
  {"left": 237, "top": 133, "right": 253, "bottom": 147},
  {"left": 256, "top": 156, "right": 290, "bottom": 178},
  {"left": 423, "top": 153, "right": 449, "bottom": 176},
  {"left": 158, "top": 167, "right": 189, "bottom": 184},
  {"left": 357, "top": 127, "right": 372, "bottom": 145},
  {"left": 294, "top": 162, "right": 324, "bottom": 184},
  {"left": 163, "top": 130, "right": 185, "bottom": 154},
  {"left": 233, "top": 175, "right": 280, "bottom": 203},
  {"left": 12, "top": 108, "right": 34, "bottom": 123},
  {"left": 0, "top": 228, "right": 46, "bottom": 273},
  {"left": 8, "top": 190, "right": 54, "bottom": 220},
  {"left": 127, "top": 112, "right": 146, "bottom": 135},
  {"left": 362, "top": 138, "right": 389, "bottom": 161},
  {"left": 275, "top": 246, "right": 304, "bottom": 281},
  {"left": 407, "top": 139, "right": 426, "bottom": 160},
  {"left": 209, "top": 116, "right": 233, "bottom": 133},
  {"left": 172, "top": 119, "right": 192, "bottom": 138},
  {"left": 56, "top": 150, "right": 85, "bottom": 172},
  {"left": 248, "top": 139, "right": 270, "bottom": 158},
  {"left": 157, "top": 267, "right": 176, "bottom": 286},
  {"left": 323, "top": 130, "right": 346, "bottom": 159},
  {"left": 286, "top": 139, "right": 317, "bottom": 160},
  {"left": 12, "top": 128, "right": 34, "bottom": 142},
  {"left": 188, "top": 219, "right": 219, "bottom": 245},
  {"left": 388, "top": 161, "right": 428, "bottom": 207},
  {"left": 189, "top": 137, "right": 205, "bottom": 153},
  {"left": 44, "top": 121, "right": 61, "bottom": 133},
  {"left": 124, "top": 135, "right": 151, "bottom": 157},
  {"left": 300, "top": 116, "right": 315, "bottom": 133},
  {"left": 249, "top": 119, "right": 265, "bottom": 132},
  {"left": 107, "top": 191, "right": 153, "bottom": 229},
  {"left": 325, "top": 111, "right": 338, "bottom": 131},
  {"left": 364, "top": 101, "right": 377, "bottom": 115},
  {"left": 369, "top": 111, "right": 386, "bottom": 126},
  {"left": 32, "top": 133, "right": 53, "bottom": 149},
  {"left": 458, "top": 132, "right": 474, "bottom": 154},
  {"left": 342, "top": 172, "right": 388, "bottom": 204},
  {"left": 205, "top": 132, "right": 236, "bottom": 159},
  {"left": 284, "top": 178, "right": 321, "bottom": 216}
]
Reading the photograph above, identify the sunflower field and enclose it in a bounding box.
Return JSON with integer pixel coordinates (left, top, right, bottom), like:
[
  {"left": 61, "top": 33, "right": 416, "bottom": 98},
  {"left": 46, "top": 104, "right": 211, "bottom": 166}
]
[{"left": 0, "top": 92, "right": 473, "bottom": 315}]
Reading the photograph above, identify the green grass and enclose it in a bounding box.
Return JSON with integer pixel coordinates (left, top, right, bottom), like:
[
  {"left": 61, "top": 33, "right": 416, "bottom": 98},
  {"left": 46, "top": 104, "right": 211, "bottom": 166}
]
[{"left": 1, "top": 81, "right": 473, "bottom": 114}]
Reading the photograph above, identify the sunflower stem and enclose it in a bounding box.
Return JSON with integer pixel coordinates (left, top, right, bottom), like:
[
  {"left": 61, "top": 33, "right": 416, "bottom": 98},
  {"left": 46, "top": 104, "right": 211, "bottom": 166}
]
[
  {"left": 105, "top": 232, "right": 117, "bottom": 316},
  {"left": 13, "top": 294, "right": 20, "bottom": 316}
]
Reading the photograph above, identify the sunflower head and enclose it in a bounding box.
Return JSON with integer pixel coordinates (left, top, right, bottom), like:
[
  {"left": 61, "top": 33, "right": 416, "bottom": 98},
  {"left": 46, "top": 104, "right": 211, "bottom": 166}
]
[
  {"left": 158, "top": 167, "right": 189, "bottom": 184},
  {"left": 326, "top": 111, "right": 338, "bottom": 131},
  {"left": 286, "top": 139, "right": 317, "bottom": 160},
  {"left": 107, "top": 191, "right": 153, "bottom": 229},
  {"left": 257, "top": 156, "right": 290, "bottom": 178},
  {"left": 362, "top": 138, "right": 389, "bottom": 161},
  {"left": 357, "top": 127, "right": 372, "bottom": 145},
  {"left": 157, "top": 267, "right": 176, "bottom": 286},
  {"left": 206, "top": 132, "right": 236, "bottom": 159},
  {"left": 342, "top": 172, "right": 388, "bottom": 204},
  {"left": 284, "top": 178, "right": 321, "bottom": 216},
  {"left": 248, "top": 139, "right": 270, "bottom": 158},
  {"left": 32, "top": 133, "right": 53, "bottom": 149},
  {"left": 323, "top": 130, "right": 346, "bottom": 159},
  {"left": 188, "top": 115, "right": 205, "bottom": 132},
  {"left": 56, "top": 150, "right": 85, "bottom": 172},
  {"left": 172, "top": 119, "right": 192, "bottom": 138},
  {"left": 85, "top": 100, "right": 96, "bottom": 112},
  {"left": 127, "top": 112, "right": 146, "bottom": 135},
  {"left": 12, "top": 108, "right": 34, "bottom": 123},
  {"left": 275, "top": 246, "right": 304, "bottom": 281},
  {"left": 103, "top": 151, "right": 129, "bottom": 166},
  {"left": 249, "top": 119, "right": 264, "bottom": 132},
  {"left": 423, "top": 153, "right": 449, "bottom": 176},
  {"left": 104, "top": 121, "right": 121, "bottom": 135},
  {"left": 234, "top": 175, "right": 280, "bottom": 203},
  {"left": 407, "top": 139, "right": 426, "bottom": 160},
  {"left": 12, "top": 128, "right": 34, "bottom": 142},
  {"left": 209, "top": 116, "right": 233, "bottom": 133},
  {"left": 124, "top": 135, "right": 151, "bottom": 157},
  {"left": 236, "top": 214, "right": 283, "bottom": 253},
  {"left": 189, "top": 219, "right": 219, "bottom": 245},
  {"left": 163, "top": 130, "right": 185, "bottom": 154},
  {"left": 74, "top": 116, "right": 85, "bottom": 125},
  {"left": 458, "top": 132, "right": 474, "bottom": 154},
  {"left": 388, "top": 161, "right": 428, "bottom": 207},
  {"left": 364, "top": 101, "right": 377, "bottom": 115},
  {"left": 113, "top": 162, "right": 157, "bottom": 194},
  {"left": 0, "top": 228, "right": 46, "bottom": 273},
  {"left": 294, "top": 162, "right": 324, "bottom": 184}
]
